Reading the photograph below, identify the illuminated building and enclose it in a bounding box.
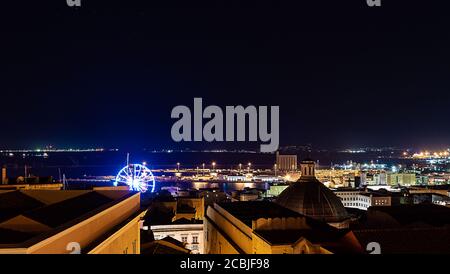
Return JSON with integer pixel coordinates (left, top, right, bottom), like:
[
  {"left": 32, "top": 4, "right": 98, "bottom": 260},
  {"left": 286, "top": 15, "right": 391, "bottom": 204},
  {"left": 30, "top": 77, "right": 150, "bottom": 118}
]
[
  {"left": 253, "top": 175, "right": 283, "bottom": 182},
  {"left": 359, "top": 172, "right": 387, "bottom": 185},
  {"left": 143, "top": 193, "right": 206, "bottom": 254},
  {"left": 334, "top": 189, "right": 391, "bottom": 210},
  {"left": 387, "top": 173, "right": 417, "bottom": 186},
  {"left": 0, "top": 190, "right": 145, "bottom": 254},
  {"left": 315, "top": 169, "right": 359, "bottom": 188},
  {"left": 0, "top": 181, "right": 62, "bottom": 191},
  {"left": 231, "top": 188, "right": 261, "bottom": 201},
  {"left": 197, "top": 188, "right": 229, "bottom": 210},
  {"left": 373, "top": 172, "right": 387, "bottom": 185},
  {"left": 276, "top": 159, "right": 350, "bottom": 229},
  {"left": 149, "top": 218, "right": 204, "bottom": 254},
  {"left": 276, "top": 152, "right": 297, "bottom": 171},
  {"left": 265, "top": 184, "right": 289, "bottom": 197},
  {"left": 204, "top": 201, "right": 363, "bottom": 254},
  {"left": 416, "top": 175, "right": 429, "bottom": 185},
  {"left": 0, "top": 166, "right": 61, "bottom": 190},
  {"left": 226, "top": 175, "right": 251, "bottom": 182}
]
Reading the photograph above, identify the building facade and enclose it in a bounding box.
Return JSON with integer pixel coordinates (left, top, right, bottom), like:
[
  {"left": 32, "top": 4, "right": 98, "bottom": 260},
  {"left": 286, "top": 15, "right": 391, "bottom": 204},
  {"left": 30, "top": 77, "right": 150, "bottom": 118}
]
[
  {"left": 204, "top": 202, "right": 363, "bottom": 254},
  {"left": 387, "top": 173, "right": 417, "bottom": 186},
  {"left": 276, "top": 152, "right": 298, "bottom": 171},
  {"left": 335, "top": 190, "right": 392, "bottom": 210},
  {"left": 151, "top": 221, "right": 204, "bottom": 254}
]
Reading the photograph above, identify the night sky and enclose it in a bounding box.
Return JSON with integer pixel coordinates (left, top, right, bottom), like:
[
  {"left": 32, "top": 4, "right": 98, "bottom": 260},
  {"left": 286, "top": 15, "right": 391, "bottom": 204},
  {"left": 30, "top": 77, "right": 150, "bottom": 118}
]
[{"left": 1, "top": 0, "right": 450, "bottom": 150}]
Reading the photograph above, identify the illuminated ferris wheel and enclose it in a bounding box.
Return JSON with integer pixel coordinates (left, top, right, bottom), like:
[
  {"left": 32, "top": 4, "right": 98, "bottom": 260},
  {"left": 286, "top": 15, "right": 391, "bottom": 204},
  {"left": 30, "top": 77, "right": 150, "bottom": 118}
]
[{"left": 114, "top": 164, "right": 156, "bottom": 193}]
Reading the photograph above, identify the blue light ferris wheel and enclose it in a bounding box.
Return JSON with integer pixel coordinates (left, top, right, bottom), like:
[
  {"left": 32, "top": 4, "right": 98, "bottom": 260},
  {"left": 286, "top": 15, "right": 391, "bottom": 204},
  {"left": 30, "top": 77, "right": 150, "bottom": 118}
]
[{"left": 114, "top": 163, "right": 156, "bottom": 193}]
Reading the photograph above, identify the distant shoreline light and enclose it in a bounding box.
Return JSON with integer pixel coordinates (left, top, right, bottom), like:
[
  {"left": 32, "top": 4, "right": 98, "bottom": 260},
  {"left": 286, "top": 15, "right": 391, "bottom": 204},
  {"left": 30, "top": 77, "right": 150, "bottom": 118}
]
[{"left": 0, "top": 148, "right": 117, "bottom": 153}]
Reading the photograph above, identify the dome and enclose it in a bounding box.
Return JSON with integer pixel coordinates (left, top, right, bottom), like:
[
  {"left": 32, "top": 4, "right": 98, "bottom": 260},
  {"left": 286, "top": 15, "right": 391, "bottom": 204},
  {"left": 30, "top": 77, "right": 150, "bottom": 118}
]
[{"left": 275, "top": 160, "right": 349, "bottom": 224}]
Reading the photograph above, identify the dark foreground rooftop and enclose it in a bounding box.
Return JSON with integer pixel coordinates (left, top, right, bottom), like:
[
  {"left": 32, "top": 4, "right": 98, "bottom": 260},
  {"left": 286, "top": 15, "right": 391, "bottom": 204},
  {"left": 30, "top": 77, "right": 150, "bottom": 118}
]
[
  {"left": 0, "top": 190, "right": 135, "bottom": 246},
  {"left": 217, "top": 201, "right": 302, "bottom": 227}
]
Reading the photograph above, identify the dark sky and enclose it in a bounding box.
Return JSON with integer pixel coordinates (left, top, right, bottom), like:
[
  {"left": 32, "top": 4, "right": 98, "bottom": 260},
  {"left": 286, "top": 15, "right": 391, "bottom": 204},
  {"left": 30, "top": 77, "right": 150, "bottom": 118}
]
[{"left": 1, "top": 0, "right": 450, "bottom": 150}]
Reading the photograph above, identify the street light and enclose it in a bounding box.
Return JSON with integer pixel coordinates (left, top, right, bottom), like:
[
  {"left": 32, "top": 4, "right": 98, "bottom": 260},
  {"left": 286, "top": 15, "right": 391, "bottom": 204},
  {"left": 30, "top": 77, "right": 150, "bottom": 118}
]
[
  {"left": 274, "top": 164, "right": 277, "bottom": 176},
  {"left": 177, "top": 162, "right": 180, "bottom": 171},
  {"left": 239, "top": 163, "right": 242, "bottom": 172},
  {"left": 212, "top": 162, "right": 216, "bottom": 171},
  {"left": 248, "top": 162, "right": 251, "bottom": 172}
]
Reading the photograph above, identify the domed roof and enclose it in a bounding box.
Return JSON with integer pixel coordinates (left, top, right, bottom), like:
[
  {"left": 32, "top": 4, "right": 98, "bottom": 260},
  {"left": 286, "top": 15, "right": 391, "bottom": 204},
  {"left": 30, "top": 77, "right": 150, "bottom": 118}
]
[
  {"left": 276, "top": 159, "right": 349, "bottom": 223},
  {"left": 276, "top": 177, "right": 349, "bottom": 223}
]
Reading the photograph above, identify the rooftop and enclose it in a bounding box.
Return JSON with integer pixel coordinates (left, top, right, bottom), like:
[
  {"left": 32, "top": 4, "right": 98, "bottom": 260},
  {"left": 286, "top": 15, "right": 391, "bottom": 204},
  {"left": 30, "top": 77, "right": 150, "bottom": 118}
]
[
  {"left": 354, "top": 227, "right": 450, "bottom": 254},
  {"left": 141, "top": 236, "right": 190, "bottom": 254},
  {"left": 215, "top": 201, "right": 363, "bottom": 253},
  {"left": 364, "top": 204, "right": 450, "bottom": 227},
  {"left": 254, "top": 228, "right": 347, "bottom": 245},
  {"left": 217, "top": 201, "right": 302, "bottom": 227},
  {"left": 0, "top": 189, "right": 136, "bottom": 247},
  {"left": 276, "top": 178, "right": 349, "bottom": 223},
  {"left": 172, "top": 218, "right": 203, "bottom": 225}
]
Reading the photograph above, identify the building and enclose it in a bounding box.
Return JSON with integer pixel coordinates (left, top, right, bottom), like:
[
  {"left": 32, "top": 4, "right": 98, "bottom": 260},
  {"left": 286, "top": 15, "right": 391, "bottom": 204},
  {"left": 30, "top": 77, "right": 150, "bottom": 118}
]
[
  {"left": 141, "top": 236, "right": 191, "bottom": 254},
  {"left": 0, "top": 166, "right": 61, "bottom": 190},
  {"left": 149, "top": 218, "right": 204, "bottom": 254},
  {"left": 231, "top": 188, "right": 262, "bottom": 201},
  {"left": 373, "top": 172, "right": 387, "bottom": 185},
  {"left": 0, "top": 181, "right": 63, "bottom": 191},
  {"left": 412, "top": 193, "right": 450, "bottom": 206},
  {"left": 204, "top": 201, "right": 363, "bottom": 254},
  {"left": 276, "top": 159, "right": 350, "bottom": 229},
  {"left": 315, "top": 169, "right": 358, "bottom": 188},
  {"left": 148, "top": 195, "right": 205, "bottom": 222},
  {"left": 143, "top": 193, "right": 206, "bottom": 254},
  {"left": 387, "top": 173, "right": 416, "bottom": 186},
  {"left": 334, "top": 189, "right": 392, "bottom": 210},
  {"left": 0, "top": 189, "right": 145, "bottom": 254},
  {"left": 198, "top": 188, "right": 229, "bottom": 210},
  {"left": 276, "top": 152, "right": 298, "bottom": 171},
  {"left": 225, "top": 175, "right": 251, "bottom": 182},
  {"left": 416, "top": 175, "right": 429, "bottom": 185},
  {"left": 360, "top": 172, "right": 388, "bottom": 186},
  {"left": 265, "top": 183, "right": 289, "bottom": 197},
  {"left": 0, "top": 176, "right": 62, "bottom": 191}
]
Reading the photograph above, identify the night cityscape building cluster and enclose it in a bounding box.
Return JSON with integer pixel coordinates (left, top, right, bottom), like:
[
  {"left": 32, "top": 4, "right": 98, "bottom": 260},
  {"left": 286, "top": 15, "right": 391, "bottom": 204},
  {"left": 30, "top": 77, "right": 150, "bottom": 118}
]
[
  {"left": 1, "top": 0, "right": 450, "bottom": 263},
  {"left": 1, "top": 150, "right": 450, "bottom": 254}
]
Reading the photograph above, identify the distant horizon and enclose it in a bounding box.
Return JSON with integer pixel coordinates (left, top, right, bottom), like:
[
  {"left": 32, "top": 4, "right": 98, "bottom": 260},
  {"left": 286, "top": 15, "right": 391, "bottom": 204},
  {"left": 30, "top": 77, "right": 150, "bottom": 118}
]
[{"left": 1, "top": 145, "right": 449, "bottom": 152}]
